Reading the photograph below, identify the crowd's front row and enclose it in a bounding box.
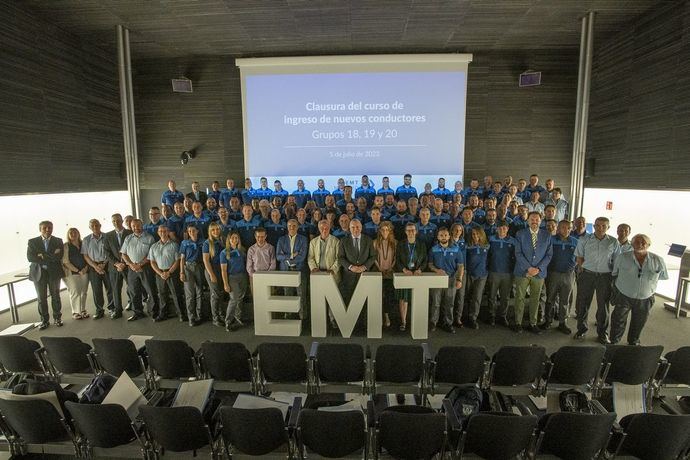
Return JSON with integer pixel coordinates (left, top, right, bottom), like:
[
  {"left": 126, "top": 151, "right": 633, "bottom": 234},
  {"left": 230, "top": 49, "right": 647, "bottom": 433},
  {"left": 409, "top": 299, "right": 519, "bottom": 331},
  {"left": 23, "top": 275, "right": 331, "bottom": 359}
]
[{"left": 27, "top": 210, "right": 667, "bottom": 345}]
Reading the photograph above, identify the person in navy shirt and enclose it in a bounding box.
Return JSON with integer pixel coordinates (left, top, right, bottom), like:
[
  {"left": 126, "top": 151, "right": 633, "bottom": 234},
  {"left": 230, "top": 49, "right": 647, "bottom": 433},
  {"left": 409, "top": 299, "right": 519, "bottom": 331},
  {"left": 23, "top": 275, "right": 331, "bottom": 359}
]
[
  {"left": 428, "top": 227, "right": 465, "bottom": 333},
  {"left": 418, "top": 183, "right": 434, "bottom": 203},
  {"left": 463, "top": 178, "right": 482, "bottom": 201},
  {"left": 272, "top": 180, "right": 289, "bottom": 202},
  {"left": 332, "top": 214, "right": 351, "bottom": 239},
  {"left": 487, "top": 222, "right": 516, "bottom": 327},
  {"left": 466, "top": 195, "right": 486, "bottom": 224},
  {"left": 354, "top": 198, "right": 370, "bottom": 224},
  {"left": 332, "top": 177, "right": 346, "bottom": 202},
  {"left": 216, "top": 207, "right": 235, "bottom": 239},
  {"left": 355, "top": 175, "right": 377, "bottom": 207},
  {"left": 225, "top": 196, "right": 242, "bottom": 222},
  {"left": 416, "top": 208, "right": 438, "bottom": 250},
  {"left": 570, "top": 216, "right": 589, "bottom": 239},
  {"left": 432, "top": 177, "right": 452, "bottom": 202},
  {"left": 167, "top": 202, "right": 187, "bottom": 242},
  {"left": 292, "top": 179, "right": 311, "bottom": 209},
  {"left": 383, "top": 194, "right": 397, "bottom": 218},
  {"left": 161, "top": 179, "right": 185, "bottom": 209},
  {"left": 542, "top": 220, "right": 578, "bottom": 334},
  {"left": 253, "top": 177, "right": 273, "bottom": 201},
  {"left": 205, "top": 197, "right": 219, "bottom": 221},
  {"left": 241, "top": 178, "right": 255, "bottom": 205},
  {"left": 389, "top": 200, "right": 415, "bottom": 241},
  {"left": 377, "top": 176, "right": 395, "bottom": 199},
  {"left": 450, "top": 223, "right": 467, "bottom": 327},
  {"left": 496, "top": 205, "right": 513, "bottom": 227},
  {"left": 220, "top": 231, "right": 248, "bottom": 330},
  {"left": 220, "top": 179, "right": 240, "bottom": 208},
  {"left": 184, "top": 202, "right": 212, "bottom": 239},
  {"left": 510, "top": 205, "right": 529, "bottom": 236},
  {"left": 363, "top": 208, "right": 383, "bottom": 238},
  {"left": 144, "top": 207, "right": 165, "bottom": 241},
  {"left": 312, "top": 178, "right": 330, "bottom": 208},
  {"left": 202, "top": 222, "right": 226, "bottom": 327},
  {"left": 451, "top": 181, "right": 465, "bottom": 204},
  {"left": 483, "top": 209, "right": 499, "bottom": 237},
  {"left": 322, "top": 195, "right": 340, "bottom": 218},
  {"left": 264, "top": 209, "right": 287, "bottom": 247},
  {"left": 395, "top": 174, "right": 418, "bottom": 203},
  {"left": 459, "top": 207, "right": 480, "bottom": 241},
  {"left": 464, "top": 227, "right": 490, "bottom": 329},
  {"left": 488, "top": 181, "right": 504, "bottom": 202},
  {"left": 208, "top": 181, "right": 222, "bottom": 206},
  {"left": 516, "top": 178, "right": 531, "bottom": 203},
  {"left": 336, "top": 186, "right": 355, "bottom": 213},
  {"left": 525, "top": 174, "right": 547, "bottom": 200},
  {"left": 235, "top": 205, "right": 260, "bottom": 249},
  {"left": 179, "top": 224, "right": 205, "bottom": 326},
  {"left": 296, "top": 208, "right": 316, "bottom": 240}
]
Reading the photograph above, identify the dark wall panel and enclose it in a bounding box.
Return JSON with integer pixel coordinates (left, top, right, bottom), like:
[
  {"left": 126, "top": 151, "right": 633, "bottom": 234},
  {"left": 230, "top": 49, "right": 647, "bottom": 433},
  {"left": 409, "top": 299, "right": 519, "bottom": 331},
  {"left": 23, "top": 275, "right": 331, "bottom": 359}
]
[
  {"left": 0, "top": 0, "right": 124, "bottom": 195},
  {"left": 135, "top": 51, "right": 578, "bottom": 207},
  {"left": 586, "top": 0, "right": 690, "bottom": 190}
]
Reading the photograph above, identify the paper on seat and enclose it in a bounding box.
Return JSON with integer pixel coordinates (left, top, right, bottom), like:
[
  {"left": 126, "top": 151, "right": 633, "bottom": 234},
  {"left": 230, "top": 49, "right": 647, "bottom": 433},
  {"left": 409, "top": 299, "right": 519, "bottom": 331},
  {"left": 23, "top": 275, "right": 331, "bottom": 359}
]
[
  {"left": 612, "top": 382, "right": 646, "bottom": 421},
  {"left": 172, "top": 379, "right": 214, "bottom": 412},
  {"left": 102, "top": 372, "right": 148, "bottom": 420}
]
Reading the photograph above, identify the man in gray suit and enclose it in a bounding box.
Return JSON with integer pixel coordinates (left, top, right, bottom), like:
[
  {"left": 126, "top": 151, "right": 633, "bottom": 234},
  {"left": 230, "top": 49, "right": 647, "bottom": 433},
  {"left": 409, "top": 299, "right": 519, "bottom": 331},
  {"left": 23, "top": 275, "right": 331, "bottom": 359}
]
[
  {"left": 104, "top": 213, "right": 132, "bottom": 319},
  {"left": 338, "top": 219, "right": 377, "bottom": 304},
  {"left": 27, "top": 220, "right": 64, "bottom": 329}
]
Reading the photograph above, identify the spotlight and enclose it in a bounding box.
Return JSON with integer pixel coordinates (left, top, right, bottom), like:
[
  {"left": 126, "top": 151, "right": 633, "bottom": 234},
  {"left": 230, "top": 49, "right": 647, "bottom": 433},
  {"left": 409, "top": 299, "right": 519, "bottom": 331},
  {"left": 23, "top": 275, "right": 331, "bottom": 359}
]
[{"left": 180, "top": 150, "right": 196, "bottom": 165}]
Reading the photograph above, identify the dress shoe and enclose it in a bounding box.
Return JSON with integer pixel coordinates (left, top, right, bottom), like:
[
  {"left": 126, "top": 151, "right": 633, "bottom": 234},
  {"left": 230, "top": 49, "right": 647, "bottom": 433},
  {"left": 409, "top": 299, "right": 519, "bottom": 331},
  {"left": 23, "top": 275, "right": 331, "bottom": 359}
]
[
  {"left": 597, "top": 335, "right": 610, "bottom": 345},
  {"left": 188, "top": 319, "right": 200, "bottom": 327},
  {"left": 93, "top": 312, "right": 104, "bottom": 320},
  {"left": 441, "top": 324, "right": 456, "bottom": 334},
  {"left": 513, "top": 325, "right": 523, "bottom": 334},
  {"left": 574, "top": 331, "right": 586, "bottom": 340},
  {"left": 38, "top": 322, "right": 49, "bottom": 330},
  {"left": 557, "top": 323, "right": 572, "bottom": 335},
  {"left": 54, "top": 319, "right": 63, "bottom": 327},
  {"left": 227, "top": 319, "right": 243, "bottom": 332},
  {"left": 539, "top": 322, "right": 552, "bottom": 330},
  {"left": 110, "top": 311, "right": 122, "bottom": 319},
  {"left": 125, "top": 302, "right": 132, "bottom": 311},
  {"left": 454, "top": 320, "right": 463, "bottom": 329},
  {"left": 127, "top": 313, "right": 144, "bottom": 322},
  {"left": 466, "top": 319, "right": 479, "bottom": 330},
  {"left": 528, "top": 325, "right": 542, "bottom": 335}
]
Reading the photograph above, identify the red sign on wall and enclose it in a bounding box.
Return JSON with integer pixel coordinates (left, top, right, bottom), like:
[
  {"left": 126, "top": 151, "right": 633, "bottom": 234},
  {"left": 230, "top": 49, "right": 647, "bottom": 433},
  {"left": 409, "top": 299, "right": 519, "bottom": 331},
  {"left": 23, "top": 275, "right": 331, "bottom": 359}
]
[{"left": 605, "top": 201, "right": 613, "bottom": 210}]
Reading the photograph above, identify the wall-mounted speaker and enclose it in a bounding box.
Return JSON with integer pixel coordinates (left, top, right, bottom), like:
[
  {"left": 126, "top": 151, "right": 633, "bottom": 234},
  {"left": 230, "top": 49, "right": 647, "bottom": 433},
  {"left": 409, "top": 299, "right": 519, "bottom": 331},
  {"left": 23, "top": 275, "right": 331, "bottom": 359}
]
[
  {"left": 172, "top": 77, "right": 193, "bottom": 93},
  {"left": 519, "top": 71, "right": 541, "bottom": 87}
]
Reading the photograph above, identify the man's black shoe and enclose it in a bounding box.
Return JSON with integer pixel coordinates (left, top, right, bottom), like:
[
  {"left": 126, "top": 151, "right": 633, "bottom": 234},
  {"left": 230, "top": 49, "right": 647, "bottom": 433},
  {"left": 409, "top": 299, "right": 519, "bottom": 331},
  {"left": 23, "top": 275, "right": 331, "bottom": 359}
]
[
  {"left": 597, "top": 335, "right": 610, "bottom": 345},
  {"left": 54, "top": 319, "right": 63, "bottom": 327},
  {"left": 539, "top": 322, "right": 551, "bottom": 330},
  {"left": 574, "top": 331, "right": 586, "bottom": 340},
  {"left": 513, "top": 325, "right": 523, "bottom": 334},
  {"left": 528, "top": 325, "right": 542, "bottom": 335},
  {"left": 557, "top": 323, "right": 572, "bottom": 335},
  {"left": 38, "top": 322, "right": 49, "bottom": 330},
  {"left": 110, "top": 311, "right": 122, "bottom": 319},
  {"left": 441, "top": 324, "right": 456, "bottom": 334},
  {"left": 93, "top": 312, "right": 104, "bottom": 320},
  {"left": 127, "top": 313, "right": 145, "bottom": 322}
]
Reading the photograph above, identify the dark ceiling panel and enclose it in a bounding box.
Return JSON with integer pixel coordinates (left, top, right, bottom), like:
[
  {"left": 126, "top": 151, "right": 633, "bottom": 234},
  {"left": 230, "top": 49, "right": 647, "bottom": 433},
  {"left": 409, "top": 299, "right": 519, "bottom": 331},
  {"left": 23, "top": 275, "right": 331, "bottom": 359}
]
[{"left": 21, "top": 0, "right": 664, "bottom": 59}]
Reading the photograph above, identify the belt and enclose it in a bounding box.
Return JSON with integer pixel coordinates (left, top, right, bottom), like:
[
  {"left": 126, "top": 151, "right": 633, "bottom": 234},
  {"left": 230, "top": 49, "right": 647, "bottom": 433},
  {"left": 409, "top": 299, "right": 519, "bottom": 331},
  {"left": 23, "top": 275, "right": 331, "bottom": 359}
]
[
  {"left": 185, "top": 261, "right": 201, "bottom": 266},
  {"left": 583, "top": 269, "right": 611, "bottom": 275}
]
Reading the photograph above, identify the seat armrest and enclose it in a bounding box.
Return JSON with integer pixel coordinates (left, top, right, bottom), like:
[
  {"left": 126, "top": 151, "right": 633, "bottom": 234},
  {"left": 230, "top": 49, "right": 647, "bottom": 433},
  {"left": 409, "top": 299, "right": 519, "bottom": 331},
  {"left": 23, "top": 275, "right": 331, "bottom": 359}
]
[
  {"left": 288, "top": 397, "right": 302, "bottom": 427},
  {"left": 367, "top": 399, "right": 376, "bottom": 428},
  {"left": 309, "top": 342, "right": 319, "bottom": 359},
  {"left": 442, "top": 399, "right": 462, "bottom": 432},
  {"left": 421, "top": 343, "right": 433, "bottom": 361}
]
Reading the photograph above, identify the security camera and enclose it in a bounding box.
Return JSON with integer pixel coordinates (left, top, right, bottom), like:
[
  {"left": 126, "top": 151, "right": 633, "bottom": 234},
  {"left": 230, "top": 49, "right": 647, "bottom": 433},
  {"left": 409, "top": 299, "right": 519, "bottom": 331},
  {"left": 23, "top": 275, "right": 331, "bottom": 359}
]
[{"left": 180, "top": 150, "right": 196, "bottom": 165}]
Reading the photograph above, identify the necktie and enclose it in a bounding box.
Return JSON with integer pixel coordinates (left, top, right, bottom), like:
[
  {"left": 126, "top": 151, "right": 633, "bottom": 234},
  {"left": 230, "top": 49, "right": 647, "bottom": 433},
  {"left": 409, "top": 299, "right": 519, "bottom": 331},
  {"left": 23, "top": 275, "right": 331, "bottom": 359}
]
[
  {"left": 117, "top": 232, "right": 122, "bottom": 246},
  {"left": 43, "top": 238, "right": 49, "bottom": 251},
  {"left": 531, "top": 231, "right": 537, "bottom": 250},
  {"left": 354, "top": 237, "right": 359, "bottom": 253}
]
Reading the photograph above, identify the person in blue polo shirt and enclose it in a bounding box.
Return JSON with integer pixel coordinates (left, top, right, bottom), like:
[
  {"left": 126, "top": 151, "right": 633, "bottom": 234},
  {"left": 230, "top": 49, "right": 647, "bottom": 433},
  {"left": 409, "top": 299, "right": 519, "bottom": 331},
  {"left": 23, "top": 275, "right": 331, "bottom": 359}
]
[
  {"left": 430, "top": 198, "right": 452, "bottom": 229},
  {"left": 273, "top": 180, "right": 289, "bottom": 202},
  {"left": 264, "top": 209, "right": 287, "bottom": 247},
  {"left": 416, "top": 208, "right": 438, "bottom": 251},
  {"left": 570, "top": 216, "right": 588, "bottom": 239},
  {"left": 525, "top": 174, "right": 547, "bottom": 200},
  {"left": 332, "top": 214, "right": 351, "bottom": 239},
  {"left": 515, "top": 178, "right": 531, "bottom": 203},
  {"left": 144, "top": 207, "right": 165, "bottom": 241},
  {"left": 389, "top": 199, "right": 415, "bottom": 241},
  {"left": 226, "top": 196, "right": 243, "bottom": 221},
  {"left": 332, "top": 178, "right": 346, "bottom": 202},
  {"left": 161, "top": 179, "right": 185, "bottom": 209},
  {"left": 487, "top": 222, "right": 516, "bottom": 327},
  {"left": 432, "top": 177, "right": 452, "bottom": 202},
  {"left": 463, "top": 178, "right": 482, "bottom": 202},
  {"left": 418, "top": 183, "right": 434, "bottom": 203},
  {"left": 483, "top": 209, "right": 499, "bottom": 237},
  {"left": 216, "top": 207, "right": 235, "bottom": 239},
  {"left": 428, "top": 227, "right": 464, "bottom": 333},
  {"left": 464, "top": 227, "right": 490, "bottom": 329},
  {"left": 179, "top": 224, "right": 205, "bottom": 326},
  {"left": 184, "top": 202, "right": 212, "bottom": 239},
  {"left": 451, "top": 181, "right": 464, "bottom": 204},
  {"left": 208, "top": 181, "right": 222, "bottom": 206},
  {"left": 363, "top": 207, "right": 383, "bottom": 238},
  {"left": 377, "top": 176, "right": 395, "bottom": 199},
  {"left": 355, "top": 175, "right": 377, "bottom": 207},
  {"left": 220, "top": 231, "right": 248, "bottom": 331},
  {"left": 336, "top": 186, "right": 355, "bottom": 213},
  {"left": 292, "top": 179, "right": 311, "bottom": 209},
  {"left": 235, "top": 205, "right": 260, "bottom": 249},
  {"left": 510, "top": 205, "right": 529, "bottom": 236},
  {"left": 167, "top": 203, "right": 187, "bottom": 242},
  {"left": 354, "top": 197, "right": 370, "bottom": 224},
  {"left": 459, "top": 207, "right": 480, "bottom": 241},
  {"left": 383, "top": 194, "right": 397, "bottom": 218},
  {"left": 542, "top": 220, "right": 577, "bottom": 334},
  {"left": 310, "top": 178, "right": 329, "bottom": 208},
  {"left": 219, "top": 178, "right": 240, "bottom": 208},
  {"left": 296, "top": 208, "right": 316, "bottom": 240},
  {"left": 240, "top": 178, "right": 255, "bottom": 205},
  {"left": 395, "top": 174, "right": 417, "bottom": 203},
  {"left": 253, "top": 177, "right": 273, "bottom": 201}
]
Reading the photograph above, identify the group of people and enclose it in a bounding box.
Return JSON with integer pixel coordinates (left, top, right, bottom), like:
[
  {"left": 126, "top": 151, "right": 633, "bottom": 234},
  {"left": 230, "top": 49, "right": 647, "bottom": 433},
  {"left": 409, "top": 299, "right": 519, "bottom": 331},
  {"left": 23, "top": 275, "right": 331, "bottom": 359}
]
[{"left": 27, "top": 173, "right": 667, "bottom": 346}]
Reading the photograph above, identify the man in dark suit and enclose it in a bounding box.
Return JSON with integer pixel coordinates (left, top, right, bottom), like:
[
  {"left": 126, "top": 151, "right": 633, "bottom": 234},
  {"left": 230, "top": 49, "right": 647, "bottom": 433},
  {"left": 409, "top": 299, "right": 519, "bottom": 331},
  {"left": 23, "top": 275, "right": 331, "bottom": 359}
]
[
  {"left": 104, "top": 213, "right": 132, "bottom": 319},
  {"left": 513, "top": 211, "right": 553, "bottom": 334},
  {"left": 27, "top": 220, "right": 64, "bottom": 329},
  {"left": 338, "top": 219, "right": 377, "bottom": 304},
  {"left": 186, "top": 181, "right": 208, "bottom": 208}
]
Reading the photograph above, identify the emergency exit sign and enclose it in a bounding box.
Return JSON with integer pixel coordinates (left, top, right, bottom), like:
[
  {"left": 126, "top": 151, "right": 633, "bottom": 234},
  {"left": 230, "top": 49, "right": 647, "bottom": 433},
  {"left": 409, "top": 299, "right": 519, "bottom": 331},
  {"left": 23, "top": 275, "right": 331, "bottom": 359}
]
[{"left": 605, "top": 201, "right": 613, "bottom": 210}]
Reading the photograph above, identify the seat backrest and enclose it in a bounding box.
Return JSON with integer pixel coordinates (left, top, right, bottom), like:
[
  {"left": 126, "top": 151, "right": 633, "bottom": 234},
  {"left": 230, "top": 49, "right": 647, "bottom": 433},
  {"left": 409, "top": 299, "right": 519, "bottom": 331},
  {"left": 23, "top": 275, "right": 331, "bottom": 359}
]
[
  {"left": 664, "top": 347, "right": 690, "bottom": 385},
  {"left": 144, "top": 339, "right": 196, "bottom": 379},
  {"left": 549, "top": 346, "right": 605, "bottom": 386},
  {"left": 0, "top": 398, "right": 71, "bottom": 443},
  {"left": 491, "top": 346, "right": 546, "bottom": 386},
  {"left": 538, "top": 412, "right": 615, "bottom": 460},
  {"left": 434, "top": 346, "right": 488, "bottom": 385},
  {"left": 604, "top": 345, "right": 663, "bottom": 385},
  {"left": 298, "top": 409, "right": 365, "bottom": 458},
  {"left": 464, "top": 412, "right": 537, "bottom": 459},
  {"left": 316, "top": 343, "right": 365, "bottom": 383},
  {"left": 41, "top": 336, "right": 92, "bottom": 374},
  {"left": 200, "top": 342, "right": 252, "bottom": 382},
  {"left": 378, "top": 410, "right": 446, "bottom": 459},
  {"left": 219, "top": 406, "right": 288, "bottom": 456},
  {"left": 257, "top": 343, "right": 307, "bottom": 382},
  {"left": 65, "top": 401, "right": 136, "bottom": 448},
  {"left": 0, "top": 336, "right": 42, "bottom": 374},
  {"left": 619, "top": 413, "right": 690, "bottom": 460},
  {"left": 92, "top": 338, "right": 143, "bottom": 377},
  {"left": 139, "top": 406, "right": 209, "bottom": 452},
  {"left": 375, "top": 344, "right": 423, "bottom": 383}
]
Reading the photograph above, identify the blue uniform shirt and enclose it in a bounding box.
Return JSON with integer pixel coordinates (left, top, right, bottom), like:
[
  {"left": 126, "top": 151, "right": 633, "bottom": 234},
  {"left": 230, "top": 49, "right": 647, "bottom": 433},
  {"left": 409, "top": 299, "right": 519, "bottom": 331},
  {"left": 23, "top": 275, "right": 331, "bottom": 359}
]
[
  {"left": 363, "top": 221, "right": 380, "bottom": 238},
  {"left": 179, "top": 238, "right": 203, "bottom": 263},
  {"left": 355, "top": 186, "right": 377, "bottom": 206},
  {"left": 217, "top": 219, "right": 235, "bottom": 239},
  {"left": 235, "top": 217, "right": 260, "bottom": 248},
  {"left": 429, "top": 212, "right": 452, "bottom": 229},
  {"left": 298, "top": 221, "right": 316, "bottom": 239},
  {"left": 336, "top": 198, "right": 354, "bottom": 214},
  {"left": 416, "top": 222, "right": 438, "bottom": 250},
  {"left": 219, "top": 188, "right": 239, "bottom": 208},
  {"left": 332, "top": 188, "right": 345, "bottom": 202},
  {"left": 428, "top": 243, "right": 465, "bottom": 277},
  {"left": 292, "top": 189, "right": 311, "bottom": 208},
  {"left": 510, "top": 217, "right": 529, "bottom": 236},
  {"left": 208, "top": 190, "right": 222, "bottom": 205},
  {"left": 488, "top": 236, "right": 517, "bottom": 274},
  {"left": 465, "top": 244, "right": 489, "bottom": 278},
  {"left": 472, "top": 208, "right": 486, "bottom": 224},
  {"left": 312, "top": 188, "right": 330, "bottom": 208},
  {"left": 184, "top": 214, "right": 212, "bottom": 239},
  {"left": 253, "top": 187, "right": 273, "bottom": 201},
  {"left": 354, "top": 210, "right": 370, "bottom": 224},
  {"left": 161, "top": 190, "right": 184, "bottom": 208},
  {"left": 332, "top": 228, "right": 349, "bottom": 239},
  {"left": 202, "top": 239, "right": 224, "bottom": 265},
  {"left": 377, "top": 187, "right": 395, "bottom": 199},
  {"left": 220, "top": 248, "right": 246, "bottom": 275},
  {"left": 389, "top": 213, "right": 415, "bottom": 240},
  {"left": 432, "top": 187, "right": 452, "bottom": 202},
  {"left": 549, "top": 235, "right": 578, "bottom": 273},
  {"left": 460, "top": 221, "right": 481, "bottom": 240},
  {"left": 264, "top": 220, "right": 287, "bottom": 247},
  {"left": 272, "top": 189, "right": 289, "bottom": 203},
  {"left": 240, "top": 188, "right": 255, "bottom": 205},
  {"left": 395, "top": 185, "right": 418, "bottom": 203},
  {"left": 483, "top": 221, "right": 498, "bottom": 237},
  {"left": 143, "top": 221, "right": 164, "bottom": 241},
  {"left": 166, "top": 215, "right": 186, "bottom": 241}
]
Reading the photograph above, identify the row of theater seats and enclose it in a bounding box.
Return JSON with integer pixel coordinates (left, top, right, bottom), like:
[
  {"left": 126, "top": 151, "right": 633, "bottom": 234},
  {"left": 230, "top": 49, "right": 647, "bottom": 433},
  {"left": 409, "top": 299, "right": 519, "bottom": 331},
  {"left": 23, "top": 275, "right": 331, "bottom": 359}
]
[{"left": 0, "top": 336, "right": 688, "bottom": 458}]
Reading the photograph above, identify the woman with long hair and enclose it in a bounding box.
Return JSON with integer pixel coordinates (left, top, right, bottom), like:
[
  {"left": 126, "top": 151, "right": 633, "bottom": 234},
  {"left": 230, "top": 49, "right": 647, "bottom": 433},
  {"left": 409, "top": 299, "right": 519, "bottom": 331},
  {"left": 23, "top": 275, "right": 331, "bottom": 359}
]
[
  {"left": 203, "top": 222, "right": 226, "bottom": 327},
  {"left": 62, "top": 228, "right": 89, "bottom": 319},
  {"left": 220, "top": 231, "right": 248, "bottom": 331},
  {"left": 464, "top": 227, "right": 490, "bottom": 329},
  {"left": 374, "top": 222, "right": 396, "bottom": 328}
]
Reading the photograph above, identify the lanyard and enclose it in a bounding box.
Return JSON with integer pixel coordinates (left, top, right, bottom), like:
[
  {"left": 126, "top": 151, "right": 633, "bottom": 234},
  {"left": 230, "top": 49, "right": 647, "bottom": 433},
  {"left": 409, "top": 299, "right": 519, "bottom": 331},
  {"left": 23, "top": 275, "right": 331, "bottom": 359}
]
[{"left": 408, "top": 243, "right": 416, "bottom": 260}]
